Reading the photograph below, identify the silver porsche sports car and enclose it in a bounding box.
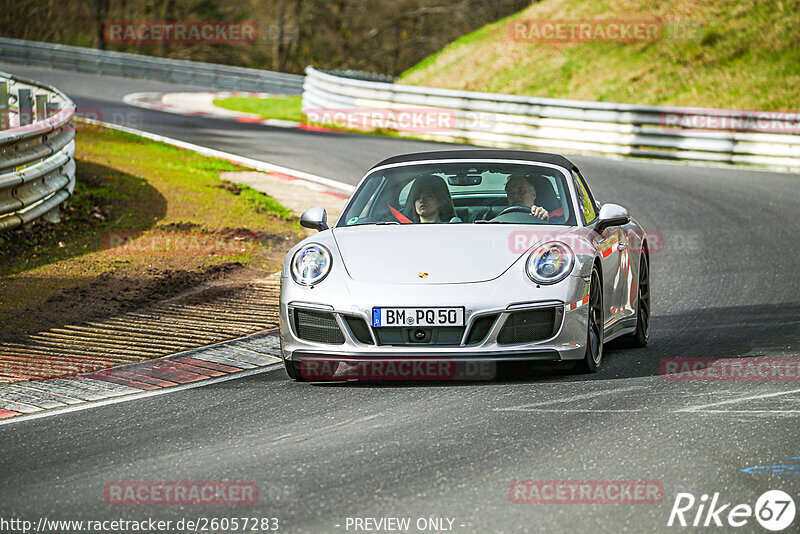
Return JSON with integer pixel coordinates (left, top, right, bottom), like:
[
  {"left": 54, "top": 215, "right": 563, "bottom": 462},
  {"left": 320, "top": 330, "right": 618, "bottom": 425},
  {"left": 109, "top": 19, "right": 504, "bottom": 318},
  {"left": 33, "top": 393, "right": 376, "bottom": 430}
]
[{"left": 279, "top": 150, "right": 650, "bottom": 381}]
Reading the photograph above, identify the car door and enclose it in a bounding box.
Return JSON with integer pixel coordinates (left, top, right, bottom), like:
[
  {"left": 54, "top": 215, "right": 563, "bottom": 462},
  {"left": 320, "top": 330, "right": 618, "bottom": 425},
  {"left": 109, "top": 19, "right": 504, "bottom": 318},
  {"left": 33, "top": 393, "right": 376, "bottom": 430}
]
[{"left": 571, "top": 169, "right": 621, "bottom": 329}]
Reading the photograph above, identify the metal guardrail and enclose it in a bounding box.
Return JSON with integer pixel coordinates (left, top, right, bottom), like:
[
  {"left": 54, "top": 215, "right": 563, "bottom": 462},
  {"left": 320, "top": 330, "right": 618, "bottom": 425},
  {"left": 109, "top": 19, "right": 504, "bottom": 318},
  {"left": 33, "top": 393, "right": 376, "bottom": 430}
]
[
  {"left": 0, "top": 71, "right": 76, "bottom": 231},
  {"left": 303, "top": 67, "right": 800, "bottom": 171},
  {"left": 0, "top": 37, "right": 304, "bottom": 95},
  {"left": 328, "top": 70, "right": 396, "bottom": 83}
]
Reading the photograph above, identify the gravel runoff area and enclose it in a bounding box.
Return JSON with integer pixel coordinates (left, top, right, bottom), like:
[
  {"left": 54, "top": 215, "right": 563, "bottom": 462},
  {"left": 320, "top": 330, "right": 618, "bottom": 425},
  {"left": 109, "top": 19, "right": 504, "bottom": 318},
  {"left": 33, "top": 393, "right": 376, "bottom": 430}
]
[{"left": 1, "top": 161, "right": 347, "bottom": 397}]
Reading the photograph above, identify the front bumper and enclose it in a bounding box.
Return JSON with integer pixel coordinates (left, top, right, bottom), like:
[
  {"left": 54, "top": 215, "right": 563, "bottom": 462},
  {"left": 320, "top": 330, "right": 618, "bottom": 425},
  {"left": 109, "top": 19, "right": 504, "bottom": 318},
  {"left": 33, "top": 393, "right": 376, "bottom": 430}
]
[
  {"left": 279, "top": 272, "right": 591, "bottom": 378},
  {"left": 288, "top": 350, "right": 562, "bottom": 381}
]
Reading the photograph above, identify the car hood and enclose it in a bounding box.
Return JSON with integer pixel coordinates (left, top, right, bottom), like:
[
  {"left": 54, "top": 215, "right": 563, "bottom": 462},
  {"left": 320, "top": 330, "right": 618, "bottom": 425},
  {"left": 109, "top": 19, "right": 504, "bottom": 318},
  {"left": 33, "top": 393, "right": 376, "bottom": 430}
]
[{"left": 332, "top": 224, "right": 533, "bottom": 284}]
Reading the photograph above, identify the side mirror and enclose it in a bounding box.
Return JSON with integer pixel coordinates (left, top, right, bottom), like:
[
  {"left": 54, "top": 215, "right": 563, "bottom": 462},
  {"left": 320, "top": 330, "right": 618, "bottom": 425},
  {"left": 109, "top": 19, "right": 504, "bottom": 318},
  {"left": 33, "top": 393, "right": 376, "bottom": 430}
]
[
  {"left": 595, "top": 203, "right": 630, "bottom": 232},
  {"left": 300, "top": 206, "right": 329, "bottom": 231}
]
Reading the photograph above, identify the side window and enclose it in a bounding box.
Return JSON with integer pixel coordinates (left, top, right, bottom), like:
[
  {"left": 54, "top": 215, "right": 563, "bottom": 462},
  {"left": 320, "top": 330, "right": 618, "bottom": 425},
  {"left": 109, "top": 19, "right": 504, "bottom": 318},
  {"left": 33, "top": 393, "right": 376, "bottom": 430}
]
[
  {"left": 575, "top": 170, "right": 598, "bottom": 212},
  {"left": 571, "top": 170, "right": 597, "bottom": 224},
  {"left": 358, "top": 177, "right": 384, "bottom": 218}
]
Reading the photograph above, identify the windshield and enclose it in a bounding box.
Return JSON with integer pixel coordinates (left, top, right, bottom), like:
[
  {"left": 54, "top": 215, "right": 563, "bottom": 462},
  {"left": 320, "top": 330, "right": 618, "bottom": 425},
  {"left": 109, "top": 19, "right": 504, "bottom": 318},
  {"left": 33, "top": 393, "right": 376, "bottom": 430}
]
[{"left": 338, "top": 162, "right": 576, "bottom": 227}]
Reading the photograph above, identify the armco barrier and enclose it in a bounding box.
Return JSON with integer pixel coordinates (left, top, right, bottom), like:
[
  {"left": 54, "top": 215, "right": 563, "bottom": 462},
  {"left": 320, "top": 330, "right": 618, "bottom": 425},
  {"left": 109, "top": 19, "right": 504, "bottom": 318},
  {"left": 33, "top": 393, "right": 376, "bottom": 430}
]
[
  {"left": 0, "top": 71, "right": 76, "bottom": 231},
  {"left": 302, "top": 67, "right": 800, "bottom": 171},
  {"left": 0, "top": 37, "right": 304, "bottom": 94}
]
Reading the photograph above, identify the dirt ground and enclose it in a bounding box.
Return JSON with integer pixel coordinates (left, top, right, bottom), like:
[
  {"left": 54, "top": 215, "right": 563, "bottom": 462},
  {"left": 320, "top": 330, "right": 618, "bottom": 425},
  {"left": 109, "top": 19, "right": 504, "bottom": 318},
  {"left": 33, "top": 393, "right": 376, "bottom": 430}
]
[
  {"left": 0, "top": 129, "right": 307, "bottom": 343},
  {"left": 0, "top": 127, "right": 352, "bottom": 346},
  {"left": 0, "top": 227, "right": 297, "bottom": 343}
]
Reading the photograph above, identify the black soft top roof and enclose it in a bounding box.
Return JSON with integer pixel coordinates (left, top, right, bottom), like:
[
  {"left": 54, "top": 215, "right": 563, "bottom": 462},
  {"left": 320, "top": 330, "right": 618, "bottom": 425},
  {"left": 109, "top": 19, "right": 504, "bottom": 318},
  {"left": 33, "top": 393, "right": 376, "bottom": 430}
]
[{"left": 371, "top": 149, "right": 576, "bottom": 170}]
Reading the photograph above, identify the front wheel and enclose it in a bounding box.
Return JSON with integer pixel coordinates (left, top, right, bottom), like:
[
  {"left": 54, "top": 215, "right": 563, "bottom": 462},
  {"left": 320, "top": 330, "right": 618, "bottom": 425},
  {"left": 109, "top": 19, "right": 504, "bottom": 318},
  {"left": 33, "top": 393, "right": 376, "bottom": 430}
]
[
  {"left": 283, "top": 358, "right": 297, "bottom": 379},
  {"left": 576, "top": 269, "right": 604, "bottom": 373},
  {"left": 622, "top": 253, "right": 650, "bottom": 348},
  {"left": 282, "top": 338, "right": 307, "bottom": 381},
  {"left": 284, "top": 359, "right": 309, "bottom": 382}
]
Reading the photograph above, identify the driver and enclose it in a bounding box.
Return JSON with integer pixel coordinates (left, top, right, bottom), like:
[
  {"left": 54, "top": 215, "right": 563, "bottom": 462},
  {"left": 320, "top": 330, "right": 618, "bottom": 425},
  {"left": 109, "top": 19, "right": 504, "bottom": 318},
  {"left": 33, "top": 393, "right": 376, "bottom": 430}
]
[{"left": 504, "top": 173, "right": 557, "bottom": 221}]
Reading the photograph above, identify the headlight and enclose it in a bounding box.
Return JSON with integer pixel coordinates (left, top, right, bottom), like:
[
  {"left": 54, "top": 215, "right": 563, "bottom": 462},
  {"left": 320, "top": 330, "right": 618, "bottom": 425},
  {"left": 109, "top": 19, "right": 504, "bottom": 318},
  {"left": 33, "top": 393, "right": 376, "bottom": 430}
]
[
  {"left": 526, "top": 242, "right": 574, "bottom": 284},
  {"left": 291, "top": 244, "right": 332, "bottom": 286}
]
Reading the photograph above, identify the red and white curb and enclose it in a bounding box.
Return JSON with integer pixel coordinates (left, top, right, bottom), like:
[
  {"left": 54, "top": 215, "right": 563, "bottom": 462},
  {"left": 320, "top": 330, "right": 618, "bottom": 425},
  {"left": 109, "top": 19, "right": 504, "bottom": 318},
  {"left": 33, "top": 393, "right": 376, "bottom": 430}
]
[
  {"left": 122, "top": 91, "right": 337, "bottom": 133},
  {"left": 0, "top": 330, "right": 283, "bottom": 422},
  {"left": 0, "top": 118, "right": 354, "bottom": 423}
]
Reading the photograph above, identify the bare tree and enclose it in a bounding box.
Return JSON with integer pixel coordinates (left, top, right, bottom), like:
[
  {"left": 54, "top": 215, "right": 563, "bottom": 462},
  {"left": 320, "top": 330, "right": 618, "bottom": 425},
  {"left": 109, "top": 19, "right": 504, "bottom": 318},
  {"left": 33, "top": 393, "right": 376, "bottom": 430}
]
[{"left": 0, "top": 0, "right": 530, "bottom": 75}]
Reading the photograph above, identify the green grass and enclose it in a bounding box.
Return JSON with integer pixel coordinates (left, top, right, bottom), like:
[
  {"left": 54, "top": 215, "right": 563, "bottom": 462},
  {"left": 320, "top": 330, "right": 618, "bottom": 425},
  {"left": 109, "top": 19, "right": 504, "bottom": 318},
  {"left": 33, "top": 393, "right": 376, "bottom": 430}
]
[
  {"left": 74, "top": 127, "right": 298, "bottom": 230},
  {"left": 213, "top": 95, "right": 305, "bottom": 122},
  {"left": 212, "top": 95, "right": 410, "bottom": 141},
  {"left": 0, "top": 126, "right": 302, "bottom": 331},
  {"left": 235, "top": 182, "right": 294, "bottom": 220},
  {"left": 398, "top": 0, "right": 800, "bottom": 111}
]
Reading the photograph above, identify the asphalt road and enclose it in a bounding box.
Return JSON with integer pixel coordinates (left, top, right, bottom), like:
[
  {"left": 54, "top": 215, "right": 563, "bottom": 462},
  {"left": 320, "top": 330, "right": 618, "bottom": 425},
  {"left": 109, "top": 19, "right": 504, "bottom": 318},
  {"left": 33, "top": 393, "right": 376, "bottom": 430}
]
[{"left": 1, "top": 63, "right": 799, "bottom": 533}]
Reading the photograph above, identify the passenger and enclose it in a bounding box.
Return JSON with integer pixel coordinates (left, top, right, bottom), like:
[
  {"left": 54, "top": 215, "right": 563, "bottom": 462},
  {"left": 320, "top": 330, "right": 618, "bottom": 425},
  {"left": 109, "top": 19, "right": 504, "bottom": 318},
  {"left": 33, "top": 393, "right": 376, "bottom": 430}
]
[
  {"left": 504, "top": 173, "right": 563, "bottom": 221},
  {"left": 406, "top": 174, "right": 456, "bottom": 223}
]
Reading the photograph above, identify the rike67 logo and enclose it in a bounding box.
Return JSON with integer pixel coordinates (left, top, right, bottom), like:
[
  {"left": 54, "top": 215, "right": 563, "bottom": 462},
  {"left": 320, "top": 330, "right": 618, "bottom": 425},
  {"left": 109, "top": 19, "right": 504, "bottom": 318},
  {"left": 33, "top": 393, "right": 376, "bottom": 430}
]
[{"left": 668, "top": 490, "right": 795, "bottom": 531}]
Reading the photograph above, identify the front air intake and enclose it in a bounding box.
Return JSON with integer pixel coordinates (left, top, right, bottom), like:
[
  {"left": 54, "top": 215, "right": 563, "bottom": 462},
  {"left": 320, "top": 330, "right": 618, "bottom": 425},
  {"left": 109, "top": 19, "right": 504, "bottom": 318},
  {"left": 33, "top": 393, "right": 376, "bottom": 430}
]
[
  {"left": 465, "top": 314, "right": 499, "bottom": 345},
  {"left": 344, "top": 315, "right": 374, "bottom": 345},
  {"left": 292, "top": 309, "right": 345, "bottom": 344},
  {"left": 497, "top": 307, "right": 560, "bottom": 345}
]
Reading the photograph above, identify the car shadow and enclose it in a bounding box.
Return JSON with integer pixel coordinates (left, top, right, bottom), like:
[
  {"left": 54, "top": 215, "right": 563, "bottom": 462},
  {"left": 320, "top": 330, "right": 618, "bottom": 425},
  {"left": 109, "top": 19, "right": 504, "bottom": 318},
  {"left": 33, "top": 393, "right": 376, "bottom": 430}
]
[{"left": 308, "top": 302, "right": 800, "bottom": 388}]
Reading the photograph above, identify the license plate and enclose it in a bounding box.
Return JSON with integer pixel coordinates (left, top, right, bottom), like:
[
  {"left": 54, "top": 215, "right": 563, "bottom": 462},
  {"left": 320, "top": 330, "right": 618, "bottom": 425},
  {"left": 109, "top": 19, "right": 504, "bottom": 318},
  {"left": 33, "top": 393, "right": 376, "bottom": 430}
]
[{"left": 372, "top": 307, "right": 464, "bottom": 327}]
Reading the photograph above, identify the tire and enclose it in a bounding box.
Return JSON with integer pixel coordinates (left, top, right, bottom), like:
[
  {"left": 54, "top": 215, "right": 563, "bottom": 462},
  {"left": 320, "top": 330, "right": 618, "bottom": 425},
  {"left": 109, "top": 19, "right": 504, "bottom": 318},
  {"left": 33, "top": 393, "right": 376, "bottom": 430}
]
[
  {"left": 283, "top": 358, "right": 297, "bottom": 379},
  {"left": 281, "top": 335, "right": 307, "bottom": 381},
  {"left": 622, "top": 253, "right": 650, "bottom": 348},
  {"left": 576, "top": 268, "right": 604, "bottom": 373},
  {"left": 284, "top": 359, "right": 309, "bottom": 381}
]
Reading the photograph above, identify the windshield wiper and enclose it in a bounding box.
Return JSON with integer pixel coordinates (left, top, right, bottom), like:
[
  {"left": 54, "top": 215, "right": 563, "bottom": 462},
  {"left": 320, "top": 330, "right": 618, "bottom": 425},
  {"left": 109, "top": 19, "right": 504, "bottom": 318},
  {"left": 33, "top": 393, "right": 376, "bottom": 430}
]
[{"left": 345, "top": 221, "right": 401, "bottom": 227}]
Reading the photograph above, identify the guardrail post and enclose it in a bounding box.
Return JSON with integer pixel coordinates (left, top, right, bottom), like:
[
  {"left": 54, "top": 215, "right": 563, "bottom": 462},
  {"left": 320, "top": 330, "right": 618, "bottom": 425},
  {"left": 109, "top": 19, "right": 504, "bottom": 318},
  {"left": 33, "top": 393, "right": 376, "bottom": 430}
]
[
  {"left": 0, "top": 73, "right": 77, "bottom": 232},
  {"left": 17, "top": 88, "right": 34, "bottom": 126},
  {"left": 0, "top": 80, "right": 8, "bottom": 130},
  {"left": 46, "top": 101, "right": 61, "bottom": 118},
  {"left": 35, "top": 94, "right": 49, "bottom": 122}
]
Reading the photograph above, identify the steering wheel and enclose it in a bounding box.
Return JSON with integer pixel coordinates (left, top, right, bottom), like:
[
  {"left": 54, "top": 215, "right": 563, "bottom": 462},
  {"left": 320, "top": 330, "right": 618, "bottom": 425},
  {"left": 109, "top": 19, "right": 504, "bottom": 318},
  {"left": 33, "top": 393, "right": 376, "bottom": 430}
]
[
  {"left": 488, "top": 205, "right": 552, "bottom": 224},
  {"left": 496, "top": 206, "right": 535, "bottom": 217}
]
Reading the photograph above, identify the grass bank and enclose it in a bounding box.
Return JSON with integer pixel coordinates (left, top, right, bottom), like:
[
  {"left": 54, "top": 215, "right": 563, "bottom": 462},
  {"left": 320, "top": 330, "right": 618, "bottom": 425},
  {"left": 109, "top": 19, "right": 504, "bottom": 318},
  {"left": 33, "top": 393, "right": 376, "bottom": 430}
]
[
  {"left": 213, "top": 95, "right": 306, "bottom": 122},
  {"left": 398, "top": 0, "right": 799, "bottom": 111},
  {"left": 0, "top": 126, "right": 302, "bottom": 338}
]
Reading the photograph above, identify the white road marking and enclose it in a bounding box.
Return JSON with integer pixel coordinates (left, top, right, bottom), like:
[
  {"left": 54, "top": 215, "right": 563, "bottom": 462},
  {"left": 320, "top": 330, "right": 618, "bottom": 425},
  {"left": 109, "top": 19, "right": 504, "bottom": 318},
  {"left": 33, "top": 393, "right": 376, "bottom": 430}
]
[
  {"left": 502, "top": 409, "right": 644, "bottom": 413},
  {"left": 692, "top": 410, "right": 800, "bottom": 414},
  {"left": 495, "top": 385, "right": 647, "bottom": 412},
  {"left": 321, "top": 414, "right": 381, "bottom": 432},
  {"left": 677, "top": 386, "right": 800, "bottom": 412},
  {"left": 0, "top": 363, "right": 284, "bottom": 427}
]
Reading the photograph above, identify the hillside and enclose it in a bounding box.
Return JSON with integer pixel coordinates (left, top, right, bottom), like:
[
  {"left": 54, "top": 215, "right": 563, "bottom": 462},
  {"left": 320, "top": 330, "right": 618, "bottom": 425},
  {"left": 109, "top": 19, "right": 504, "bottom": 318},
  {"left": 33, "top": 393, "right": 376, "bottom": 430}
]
[{"left": 399, "top": 0, "right": 799, "bottom": 110}]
